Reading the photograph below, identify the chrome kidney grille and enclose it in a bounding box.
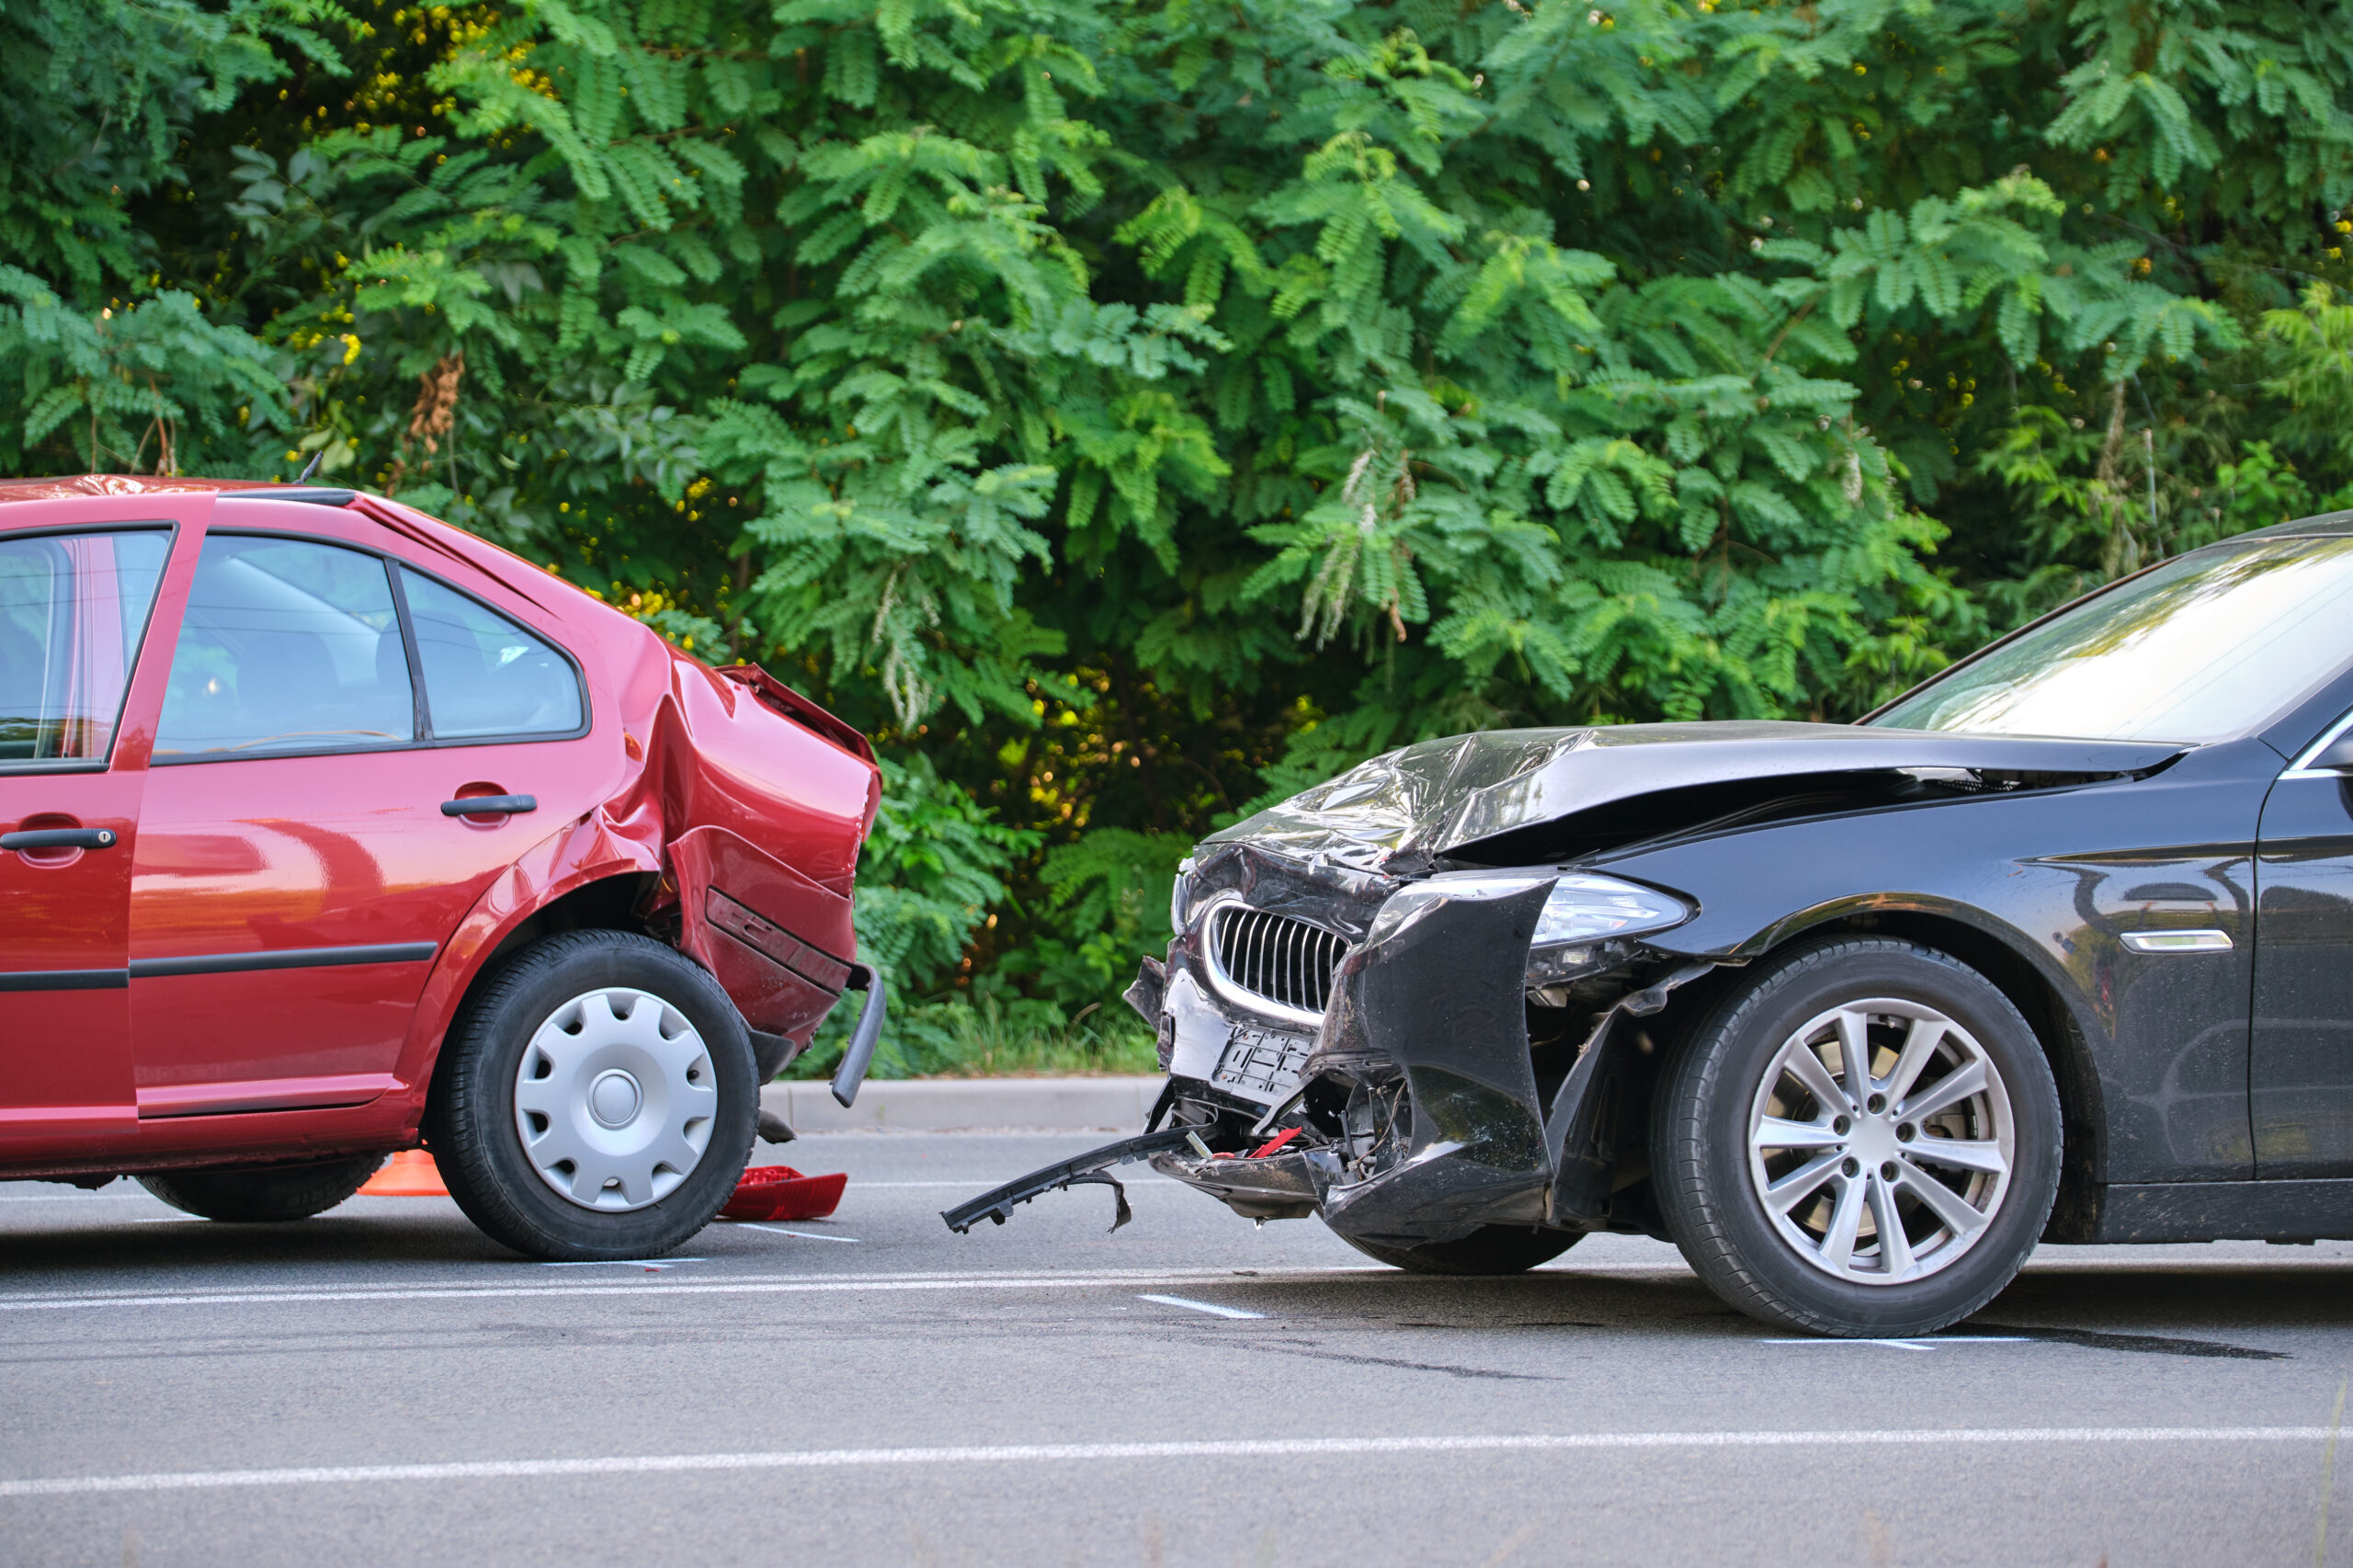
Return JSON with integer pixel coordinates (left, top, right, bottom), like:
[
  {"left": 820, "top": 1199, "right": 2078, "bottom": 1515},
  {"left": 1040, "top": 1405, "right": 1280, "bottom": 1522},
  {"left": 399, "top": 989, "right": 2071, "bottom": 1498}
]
[{"left": 1211, "top": 906, "right": 1347, "bottom": 1017}]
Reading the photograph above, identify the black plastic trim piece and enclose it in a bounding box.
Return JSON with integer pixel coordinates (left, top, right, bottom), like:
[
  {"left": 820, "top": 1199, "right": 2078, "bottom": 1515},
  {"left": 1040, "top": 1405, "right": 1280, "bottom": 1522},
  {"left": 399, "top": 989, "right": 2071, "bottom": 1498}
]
[
  {"left": 829, "top": 963, "right": 887, "bottom": 1108},
  {"left": 940, "top": 1127, "right": 1201, "bottom": 1234},
  {"left": 2091, "top": 1179, "right": 2353, "bottom": 1243},
  {"left": 0, "top": 968, "right": 128, "bottom": 991},
  {"left": 128, "top": 941, "right": 438, "bottom": 980},
  {"left": 229, "top": 487, "right": 357, "bottom": 506}
]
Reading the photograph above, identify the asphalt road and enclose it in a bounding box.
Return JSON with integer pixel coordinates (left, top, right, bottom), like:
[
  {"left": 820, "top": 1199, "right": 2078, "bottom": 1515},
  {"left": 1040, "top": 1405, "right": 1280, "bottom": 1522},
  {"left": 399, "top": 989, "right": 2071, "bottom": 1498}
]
[{"left": 5, "top": 1132, "right": 2352, "bottom": 1568}]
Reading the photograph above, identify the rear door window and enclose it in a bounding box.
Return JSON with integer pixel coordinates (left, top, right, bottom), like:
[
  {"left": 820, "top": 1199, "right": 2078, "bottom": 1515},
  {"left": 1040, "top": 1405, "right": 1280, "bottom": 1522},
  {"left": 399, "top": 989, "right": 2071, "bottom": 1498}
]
[
  {"left": 0, "top": 529, "right": 171, "bottom": 767},
  {"left": 399, "top": 567, "right": 583, "bottom": 739},
  {"left": 154, "top": 534, "right": 416, "bottom": 757}
]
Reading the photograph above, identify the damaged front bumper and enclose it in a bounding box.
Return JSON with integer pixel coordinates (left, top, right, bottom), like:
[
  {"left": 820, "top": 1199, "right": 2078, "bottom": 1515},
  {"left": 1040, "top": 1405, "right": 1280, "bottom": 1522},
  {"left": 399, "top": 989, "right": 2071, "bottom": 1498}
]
[{"left": 947, "top": 839, "right": 1713, "bottom": 1256}]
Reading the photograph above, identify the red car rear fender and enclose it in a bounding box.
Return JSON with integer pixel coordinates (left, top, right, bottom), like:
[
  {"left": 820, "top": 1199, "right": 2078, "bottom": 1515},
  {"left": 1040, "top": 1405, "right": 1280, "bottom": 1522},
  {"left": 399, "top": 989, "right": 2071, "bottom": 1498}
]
[{"left": 384, "top": 647, "right": 877, "bottom": 1139}]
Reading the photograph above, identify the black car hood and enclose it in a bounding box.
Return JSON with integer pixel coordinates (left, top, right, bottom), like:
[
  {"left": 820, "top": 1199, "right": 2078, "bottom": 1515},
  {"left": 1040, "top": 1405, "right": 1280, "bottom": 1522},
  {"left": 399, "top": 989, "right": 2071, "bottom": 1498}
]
[{"left": 1204, "top": 722, "right": 2187, "bottom": 875}]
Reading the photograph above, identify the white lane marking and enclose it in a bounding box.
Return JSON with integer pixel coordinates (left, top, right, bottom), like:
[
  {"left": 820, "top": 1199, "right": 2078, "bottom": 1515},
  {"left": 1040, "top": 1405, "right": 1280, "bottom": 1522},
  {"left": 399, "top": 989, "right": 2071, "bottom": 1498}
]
[
  {"left": 135, "top": 1218, "right": 207, "bottom": 1224},
  {"left": 0, "top": 1427, "right": 2332, "bottom": 1498},
  {"left": 0, "top": 1193, "right": 150, "bottom": 1203},
  {"left": 540, "top": 1259, "right": 705, "bottom": 1269},
  {"left": 0, "top": 1264, "right": 1377, "bottom": 1309},
  {"left": 1762, "top": 1336, "right": 2035, "bottom": 1352},
  {"left": 731, "top": 1225, "right": 860, "bottom": 1243},
  {"left": 0, "top": 1269, "right": 1362, "bottom": 1314},
  {"left": 1138, "top": 1293, "right": 1264, "bottom": 1320}
]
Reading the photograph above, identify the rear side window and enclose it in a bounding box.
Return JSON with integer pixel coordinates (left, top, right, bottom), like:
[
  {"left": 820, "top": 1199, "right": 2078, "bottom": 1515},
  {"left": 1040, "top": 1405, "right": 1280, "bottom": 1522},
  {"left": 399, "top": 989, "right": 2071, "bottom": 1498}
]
[
  {"left": 0, "top": 529, "right": 170, "bottom": 767},
  {"left": 400, "top": 567, "right": 582, "bottom": 739},
  {"left": 155, "top": 535, "right": 415, "bottom": 756}
]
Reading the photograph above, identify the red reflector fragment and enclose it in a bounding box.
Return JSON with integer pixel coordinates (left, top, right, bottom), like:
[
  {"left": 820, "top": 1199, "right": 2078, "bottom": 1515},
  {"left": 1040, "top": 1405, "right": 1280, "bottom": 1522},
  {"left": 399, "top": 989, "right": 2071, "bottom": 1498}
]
[{"left": 720, "top": 1165, "right": 847, "bottom": 1221}]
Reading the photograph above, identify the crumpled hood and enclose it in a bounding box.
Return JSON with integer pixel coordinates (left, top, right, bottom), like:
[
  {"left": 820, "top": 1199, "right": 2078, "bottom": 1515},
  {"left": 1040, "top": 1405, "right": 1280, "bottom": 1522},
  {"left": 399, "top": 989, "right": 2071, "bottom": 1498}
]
[{"left": 1203, "top": 722, "right": 2187, "bottom": 874}]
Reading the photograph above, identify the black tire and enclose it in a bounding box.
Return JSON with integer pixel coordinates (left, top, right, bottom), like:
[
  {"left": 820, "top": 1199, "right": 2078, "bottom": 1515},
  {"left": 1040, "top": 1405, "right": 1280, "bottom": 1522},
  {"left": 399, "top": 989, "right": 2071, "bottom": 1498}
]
[
  {"left": 1341, "top": 1225, "right": 1582, "bottom": 1276},
  {"left": 426, "top": 929, "right": 757, "bottom": 1261},
  {"left": 137, "top": 1153, "right": 387, "bottom": 1222},
  {"left": 1653, "top": 937, "right": 2062, "bottom": 1338}
]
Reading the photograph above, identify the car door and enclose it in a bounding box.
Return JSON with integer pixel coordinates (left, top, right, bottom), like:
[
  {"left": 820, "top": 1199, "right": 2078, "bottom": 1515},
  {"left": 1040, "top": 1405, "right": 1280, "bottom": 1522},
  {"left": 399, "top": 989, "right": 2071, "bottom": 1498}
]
[
  {"left": 126, "top": 502, "right": 604, "bottom": 1122},
  {"left": 2251, "top": 707, "right": 2353, "bottom": 1176},
  {"left": 0, "top": 523, "right": 175, "bottom": 1154}
]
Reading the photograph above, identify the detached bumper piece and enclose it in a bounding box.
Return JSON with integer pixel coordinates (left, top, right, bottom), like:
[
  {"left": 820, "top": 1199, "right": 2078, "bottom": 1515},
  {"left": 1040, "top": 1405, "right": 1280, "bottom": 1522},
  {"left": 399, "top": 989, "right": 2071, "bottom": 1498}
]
[
  {"left": 829, "top": 962, "right": 887, "bottom": 1108},
  {"left": 941, "top": 1128, "right": 1205, "bottom": 1235},
  {"left": 721, "top": 1165, "right": 846, "bottom": 1221}
]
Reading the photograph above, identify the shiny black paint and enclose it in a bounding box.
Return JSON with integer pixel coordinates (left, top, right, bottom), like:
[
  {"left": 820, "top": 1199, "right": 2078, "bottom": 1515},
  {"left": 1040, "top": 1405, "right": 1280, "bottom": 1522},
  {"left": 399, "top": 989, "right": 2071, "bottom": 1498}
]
[
  {"left": 1049, "top": 627, "right": 2353, "bottom": 1250},
  {"left": 2252, "top": 766, "right": 2353, "bottom": 1176},
  {"left": 1605, "top": 738, "right": 2279, "bottom": 1185},
  {"left": 1204, "top": 723, "right": 2182, "bottom": 876}
]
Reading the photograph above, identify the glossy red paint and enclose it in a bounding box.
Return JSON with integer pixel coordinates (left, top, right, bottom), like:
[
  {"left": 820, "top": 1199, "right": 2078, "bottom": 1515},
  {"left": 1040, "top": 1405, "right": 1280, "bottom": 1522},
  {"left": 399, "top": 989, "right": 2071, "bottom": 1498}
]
[{"left": 0, "top": 478, "right": 879, "bottom": 1181}]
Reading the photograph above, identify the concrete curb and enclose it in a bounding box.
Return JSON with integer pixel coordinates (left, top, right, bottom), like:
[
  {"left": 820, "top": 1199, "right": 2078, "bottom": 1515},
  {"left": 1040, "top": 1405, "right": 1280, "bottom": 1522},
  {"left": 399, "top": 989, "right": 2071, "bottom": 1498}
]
[{"left": 762, "top": 1075, "right": 1163, "bottom": 1133}]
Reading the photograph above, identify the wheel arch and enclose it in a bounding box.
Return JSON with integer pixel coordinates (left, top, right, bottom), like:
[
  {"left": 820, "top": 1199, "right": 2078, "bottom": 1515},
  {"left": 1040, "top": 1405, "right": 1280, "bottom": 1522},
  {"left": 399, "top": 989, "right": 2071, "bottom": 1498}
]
[
  {"left": 402, "top": 869, "right": 665, "bottom": 1140},
  {"left": 1642, "top": 905, "right": 2108, "bottom": 1243}
]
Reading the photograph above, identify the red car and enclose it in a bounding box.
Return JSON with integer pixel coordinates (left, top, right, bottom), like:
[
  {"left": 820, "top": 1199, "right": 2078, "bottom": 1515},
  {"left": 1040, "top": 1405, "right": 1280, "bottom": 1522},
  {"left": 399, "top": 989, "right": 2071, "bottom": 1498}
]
[{"left": 0, "top": 477, "right": 883, "bottom": 1258}]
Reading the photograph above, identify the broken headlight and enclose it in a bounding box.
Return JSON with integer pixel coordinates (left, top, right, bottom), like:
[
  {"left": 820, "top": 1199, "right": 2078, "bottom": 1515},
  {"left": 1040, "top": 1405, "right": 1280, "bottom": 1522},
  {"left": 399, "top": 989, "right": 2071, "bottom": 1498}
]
[
  {"left": 1410, "top": 869, "right": 1690, "bottom": 986},
  {"left": 1526, "top": 872, "right": 1691, "bottom": 985}
]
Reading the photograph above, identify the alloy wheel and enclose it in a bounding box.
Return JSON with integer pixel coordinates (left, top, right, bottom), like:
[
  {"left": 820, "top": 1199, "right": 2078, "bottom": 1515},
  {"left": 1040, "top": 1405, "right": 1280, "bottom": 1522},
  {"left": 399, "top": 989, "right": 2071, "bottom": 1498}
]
[
  {"left": 512, "top": 987, "right": 718, "bottom": 1210},
  {"left": 1745, "top": 998, "right": 2015, "bottom": 1286}
]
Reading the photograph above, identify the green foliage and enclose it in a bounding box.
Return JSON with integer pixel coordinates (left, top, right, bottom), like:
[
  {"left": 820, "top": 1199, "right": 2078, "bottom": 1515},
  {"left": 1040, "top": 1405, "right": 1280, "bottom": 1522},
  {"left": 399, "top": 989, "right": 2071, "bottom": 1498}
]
[
  {"left": 849, "top": 753, "right": 1040, "bottom": 995},
  {"left": 1012, "top": 827, "right": 1191, "bottom": 1006},
  {"left": 11, "top": 0, "right": 2353, "bottom": 1068}
]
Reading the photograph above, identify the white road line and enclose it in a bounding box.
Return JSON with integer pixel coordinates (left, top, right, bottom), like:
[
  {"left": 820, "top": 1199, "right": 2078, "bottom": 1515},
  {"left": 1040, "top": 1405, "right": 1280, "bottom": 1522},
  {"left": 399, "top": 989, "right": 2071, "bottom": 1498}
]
[
  {"left": 0, "top": 1192, "right": 149, "bottom": 1203},
  {"left": 540, "top": 1259, "right": 706, "bottom": 1269},
  {"left": 1762, "top": 1336, "right": 2034, "bottom": 1352},
  {"left": 0, "top": 1270, "right": 1330, "bottom": 1314},
  {"left": 0, "top": 1263, "right": 1372, "bottom": 1309},
  {"left": 0, "top": 1427, "right": 2331, "bottom": 1499},
  {"left": 1138, "top": 1293, "right": 1265, "bottom": 1320},
  {"left": 731, "top": 1225, "right": 860, "bottom": 1243}
]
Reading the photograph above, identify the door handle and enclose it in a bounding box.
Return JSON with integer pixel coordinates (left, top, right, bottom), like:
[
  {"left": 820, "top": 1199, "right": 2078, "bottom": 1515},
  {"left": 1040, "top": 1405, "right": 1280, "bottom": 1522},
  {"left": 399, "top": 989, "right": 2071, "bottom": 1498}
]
[
  {"left": 2, "top": 827, "right": 117, "bottom": 851},
  {"left": 440, "top": 795, "right": 537, "bottom": 818}
]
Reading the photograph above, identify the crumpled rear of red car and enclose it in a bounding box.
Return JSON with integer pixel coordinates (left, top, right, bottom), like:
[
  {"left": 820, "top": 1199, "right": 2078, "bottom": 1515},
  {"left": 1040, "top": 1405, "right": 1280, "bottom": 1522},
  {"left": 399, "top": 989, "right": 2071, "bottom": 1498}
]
[{"left": 0, "top": 477, "right": 881, "bottom": 1258}]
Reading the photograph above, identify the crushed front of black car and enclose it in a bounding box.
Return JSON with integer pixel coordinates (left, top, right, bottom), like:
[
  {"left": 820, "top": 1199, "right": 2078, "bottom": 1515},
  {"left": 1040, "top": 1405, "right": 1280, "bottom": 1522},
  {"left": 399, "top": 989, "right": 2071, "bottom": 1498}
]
[
  {"left": 942, "top": 720, "right": 2177, "bottom": 1256},
  {"left": 1130, "top": 835, "right": 1703, "bottom": 1256},
  {"left": 945, "top": 729, "right": 1719, "bottom": 1254}
]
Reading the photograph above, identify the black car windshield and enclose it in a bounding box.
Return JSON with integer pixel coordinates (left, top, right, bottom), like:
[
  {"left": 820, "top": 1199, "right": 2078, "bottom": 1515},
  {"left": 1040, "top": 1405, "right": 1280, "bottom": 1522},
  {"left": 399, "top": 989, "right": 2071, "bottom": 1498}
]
[{"left": 1871, "top": 534, "right": 2353, "bottom": 743}]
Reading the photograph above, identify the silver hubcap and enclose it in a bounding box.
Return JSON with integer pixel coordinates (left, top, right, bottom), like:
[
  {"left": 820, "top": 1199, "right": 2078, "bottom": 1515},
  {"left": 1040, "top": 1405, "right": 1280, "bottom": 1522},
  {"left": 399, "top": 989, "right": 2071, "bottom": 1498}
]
[
  {"left": 513, "top": 988, "right": 717, "bottom": 1211},
  {"left": 1745, "top": 998, "right": 2014, "bottom": 1286}
]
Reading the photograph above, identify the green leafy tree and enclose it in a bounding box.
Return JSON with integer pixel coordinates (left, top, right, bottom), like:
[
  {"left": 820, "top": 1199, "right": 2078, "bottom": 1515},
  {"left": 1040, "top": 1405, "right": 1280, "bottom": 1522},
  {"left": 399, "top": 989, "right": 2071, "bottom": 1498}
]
[{"left": 8, "top": 0, "right": 2353, "bottom": 1061}]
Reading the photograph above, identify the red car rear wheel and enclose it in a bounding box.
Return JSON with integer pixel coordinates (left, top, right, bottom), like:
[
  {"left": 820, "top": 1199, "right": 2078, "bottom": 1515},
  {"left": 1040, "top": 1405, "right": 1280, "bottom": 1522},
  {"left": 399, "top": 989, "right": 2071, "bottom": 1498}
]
[{"left": 427, "top": 929, "right": 758, "bottom": 1260}]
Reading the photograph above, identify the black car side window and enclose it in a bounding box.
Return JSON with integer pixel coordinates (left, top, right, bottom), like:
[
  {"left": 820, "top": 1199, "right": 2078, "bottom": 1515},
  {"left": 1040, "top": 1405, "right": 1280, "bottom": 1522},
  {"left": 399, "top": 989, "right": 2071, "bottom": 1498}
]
[
  {"left": 154, "top": 534, "right": 415, "bottom": 757},
  {"left": 399, "top": 567, "right": 582, "bottom": 740}
]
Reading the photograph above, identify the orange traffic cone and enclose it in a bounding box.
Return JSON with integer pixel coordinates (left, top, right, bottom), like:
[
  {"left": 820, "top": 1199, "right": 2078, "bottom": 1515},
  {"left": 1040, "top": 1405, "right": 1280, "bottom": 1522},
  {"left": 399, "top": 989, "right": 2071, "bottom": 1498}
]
[{"left": 358, "top": 1150, "right": 449, "bottom": 1198}]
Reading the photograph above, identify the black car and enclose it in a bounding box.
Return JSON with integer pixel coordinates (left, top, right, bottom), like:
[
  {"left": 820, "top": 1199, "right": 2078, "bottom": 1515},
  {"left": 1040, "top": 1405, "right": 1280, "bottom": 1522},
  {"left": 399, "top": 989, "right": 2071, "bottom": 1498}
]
[{"left": 946, "top": 515, "right": 2353, "bottom": 1337}]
